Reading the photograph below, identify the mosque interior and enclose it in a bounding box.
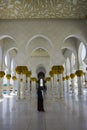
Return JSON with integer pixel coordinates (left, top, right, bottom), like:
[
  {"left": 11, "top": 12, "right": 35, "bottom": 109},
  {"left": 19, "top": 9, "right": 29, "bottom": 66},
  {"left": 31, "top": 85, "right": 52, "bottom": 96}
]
[{"left": 0, "top": 0, "right": 87, "bottom": 130}]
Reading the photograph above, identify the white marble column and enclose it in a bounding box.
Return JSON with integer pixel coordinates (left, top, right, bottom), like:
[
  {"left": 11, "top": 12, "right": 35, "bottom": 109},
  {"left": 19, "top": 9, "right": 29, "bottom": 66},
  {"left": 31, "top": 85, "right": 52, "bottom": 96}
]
[
  {"left": 50, "top": 77, "right": 52, "bottom": 88},
  {"left": 6, "top": 53, "right": 11, "bottom": 95},
  {"left": 63, "top": 79, "right": 66, "bottom": 94},
  {"left": 22, "top": 74, "right": 26, "bottom": 99},
  {"left": 27, "top": 77, "right": 30, "bottom": 95},
  {"left": 32, "top": 81, "right": 36, "bottom": 98},
  {"left": 76, "top": 70, "right": 84, "bottom": 95},
  {"left": 85, "top": 73, "right": 87, "bottom": 88},
  {"left": 13, "top": 80, "right": 15, "bottom": 93},
  {"left": 11, "top": 59, "right": 16, "bottom": 94},
  {"left": 20, "top": 79, "right": 23, "bottom": 99},
  {"left": 63, "top": 63, "right": 67, "bottom": 94},
  {"left": 46, "top": 81, "right": 51, "bottom": 96},
  {"left": 7, "top": 79, "right": 10, "bottom": 95},
  {"left": 71, "top": 78, "right": 75, "bottom": 93},
  {"left": 66, "top": 78, "right": 70, "bottom": 93},
  {"left": 57, "top": 80, "right": 60, "bottom": 98},
  {"left": 0, "top": 46, "right": 5, "bottom": 97},
  {"left": 77, "top": 76, "right": 83, "bottom": 95},
  {"left": 53, "top": 74, "right": 58, "bottom": 97},
  {"left": 70, "top": 53, "right": 76, "bottom": 94},
  {"left": 59, "top": 74, "right": 64, "bottom": 98},
  {"left": 51, "top": 77, "right": 54, "bottom": 95},
  {"left": 17, "top": 74, "right": 21, "bottom": 99},
  {"left": 70, "top": 74, "right": 76, "bottom": 94},
  {"left": 12, "top": 75, "right": 16, "bottom": 93},
  {"left": 66, "top": 58, "right": 71, "bottom": 93}
]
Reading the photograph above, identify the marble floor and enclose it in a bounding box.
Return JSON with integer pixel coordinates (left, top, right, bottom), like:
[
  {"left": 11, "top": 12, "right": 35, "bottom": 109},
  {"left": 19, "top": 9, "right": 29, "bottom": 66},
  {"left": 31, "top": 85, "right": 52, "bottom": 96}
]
[{"left": 0, "top": 90, "right": 87, "bottom": 130}]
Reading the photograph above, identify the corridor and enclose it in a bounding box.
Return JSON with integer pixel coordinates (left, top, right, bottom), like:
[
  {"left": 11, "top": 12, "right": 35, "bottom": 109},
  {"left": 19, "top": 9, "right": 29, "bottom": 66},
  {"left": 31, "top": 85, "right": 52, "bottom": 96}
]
[{"left": 0, "top": 1, "right": 87, "bottom": 130}]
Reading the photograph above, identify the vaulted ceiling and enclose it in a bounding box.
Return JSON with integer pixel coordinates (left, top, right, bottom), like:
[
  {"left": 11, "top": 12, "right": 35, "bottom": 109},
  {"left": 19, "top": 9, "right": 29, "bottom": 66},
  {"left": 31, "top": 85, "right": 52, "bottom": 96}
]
[{"left": 0, "top": 0, "right": 87, "bottom": 19}]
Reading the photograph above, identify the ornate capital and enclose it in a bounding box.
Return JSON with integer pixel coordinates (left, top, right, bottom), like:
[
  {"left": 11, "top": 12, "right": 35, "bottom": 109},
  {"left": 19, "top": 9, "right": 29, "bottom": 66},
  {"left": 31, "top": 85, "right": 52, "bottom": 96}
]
[
  {"left": 31, "top": 77, "right": 37, "bottom": 82},
  {"left": 75, "top": 70, "right": 84, "bottom": 77},
  {"left": 52, "top": 65, "right": 64, "bottom": 74},
  {"left": 0, "top": 71, "right": 5, "bottom": 78},
  {"left": 26, "top": 71, "right": 32, "bottom": 77},
  {"left": 66, "top": 75, "right": 70, "bottom": 80},
  {"left": 49, "top": 71, "right": 54, "bottom": 77},
  {"left": 70, "top": 73, "right": 76, "bottom": 79},
  {"left": 15, "top": 66, "right": 28, "bottom": 74},
  {"left": 46, "top": 77, "right": 51, "bottom": 82},
  {"left": 6, "top": 74, "right": 11, "bottom": 79},
  {"left": 12, "top": 76, "right": 17, "bottom": 80}
]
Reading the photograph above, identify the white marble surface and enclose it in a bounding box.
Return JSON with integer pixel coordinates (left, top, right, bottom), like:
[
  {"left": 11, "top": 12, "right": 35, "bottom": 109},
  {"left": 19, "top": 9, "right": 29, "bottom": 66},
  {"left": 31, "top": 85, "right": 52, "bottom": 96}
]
[{"left": 0, "top": 90, "right": 87, "bottom": 130}]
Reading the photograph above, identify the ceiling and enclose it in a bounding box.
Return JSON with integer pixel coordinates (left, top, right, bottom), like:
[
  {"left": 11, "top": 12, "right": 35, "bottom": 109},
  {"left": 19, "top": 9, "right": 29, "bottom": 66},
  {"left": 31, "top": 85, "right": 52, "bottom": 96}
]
[{"left": 0, "top": 0, "right": 87, "bottom": 19}]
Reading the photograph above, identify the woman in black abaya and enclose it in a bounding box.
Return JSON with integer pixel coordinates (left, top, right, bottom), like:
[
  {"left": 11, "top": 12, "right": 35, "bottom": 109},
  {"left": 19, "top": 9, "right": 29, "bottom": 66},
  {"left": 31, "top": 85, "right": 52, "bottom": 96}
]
[{"left": 37, "top": 87, "right": 45, "bottom": 112}]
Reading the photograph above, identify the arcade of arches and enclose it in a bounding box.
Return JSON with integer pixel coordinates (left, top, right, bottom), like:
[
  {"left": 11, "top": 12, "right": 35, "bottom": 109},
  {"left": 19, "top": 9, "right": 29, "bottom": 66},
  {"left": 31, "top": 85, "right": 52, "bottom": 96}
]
[{"left": 0, "top": 3, "right": 87, "bottom": 130}]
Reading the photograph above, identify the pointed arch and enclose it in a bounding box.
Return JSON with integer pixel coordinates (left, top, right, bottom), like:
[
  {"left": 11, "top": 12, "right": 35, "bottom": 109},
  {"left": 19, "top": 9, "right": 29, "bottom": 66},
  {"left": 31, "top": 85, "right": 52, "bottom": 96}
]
[{"left": 26, "top": 34, "right": 53, "bottom": 49}]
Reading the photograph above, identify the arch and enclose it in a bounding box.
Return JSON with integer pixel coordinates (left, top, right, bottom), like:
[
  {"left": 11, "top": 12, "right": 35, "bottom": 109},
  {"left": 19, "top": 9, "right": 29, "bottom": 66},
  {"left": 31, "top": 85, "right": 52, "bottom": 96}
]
[
  {"left": 63, "top": 34, "right": 87, "bottom": 58},
  {"left": 63, "top": 34, "right": 87, "bottom": 52},
  {"left": 36, "top": 64, "right": 46, "bottom": 89},
  {"left": 63, "top": 34, "right": 87, "bottom": 45},
  {"left": 36, "top": 64, "right": 46, "bottom": 75},
  {"left": 61, "top": 47, "right": 74, "bottom": 54},
  {"left": 26, "top": 34, "right": 53, "bottom": 49},
  {"left": 38, "top": 72, "right": 45, "bottom": 79},
  {"left": 5, "top": 47, "right": 18, "bottom": 67},
  {"left": 0, "top": 35, "right": 18, "bottom": 53},
  {"left": 63, "top": 34, "right": 87, "bottom": 71},
  {"left": 25, "top": 34, "right": 53, "bottom": 58},
  {"left": 0, "top": 35, "right": 17, "bottom": 43},
  {"left": 7, "top": 47, "right": 18, "bottom": 54},
  {"left": 0, "top": 35, "right": 18, "bottom": 71}
]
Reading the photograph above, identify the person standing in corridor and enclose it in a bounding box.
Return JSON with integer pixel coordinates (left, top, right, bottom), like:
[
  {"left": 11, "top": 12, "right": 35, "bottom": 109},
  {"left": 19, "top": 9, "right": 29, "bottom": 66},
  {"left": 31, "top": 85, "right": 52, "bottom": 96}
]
[{"left": 37, "top": 87, "right": 45, "bottom": 112}]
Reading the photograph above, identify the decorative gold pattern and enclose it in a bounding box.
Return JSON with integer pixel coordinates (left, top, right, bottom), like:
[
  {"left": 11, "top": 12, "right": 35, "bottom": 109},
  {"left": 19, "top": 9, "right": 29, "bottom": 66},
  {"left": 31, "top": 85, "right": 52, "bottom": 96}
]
[
  {"left": 46, "top": 77, "right": 51, "bottom": 82},
  {"left": 0, "top": 71, "right": 5, "bottom": 78},
  {"left": 66, "top": 75, "right": 70, "bottom": 80},
  {"left": 49, "top": 71, "right": 54, "bottom": 77},
  {"left": 62, "top": 77, "right": 66, "bottom": 81},
  {"left": 0, "top": 0, "right": 87, "bottom": 19},
  {"left": 75, "top": 70, "right": 84, "bottom": 77},
  {"left": 70, "top": 73, "right": 76, "bottom": 79},
  {"left": 12, "top": 76, "right": 17, "bottom": 80},
  {"left": 31, "top": 77, "right": 37, "bottom": 82},
  {"left": 6, "top": 74, "right": 11, "bottom": 79},
  {"left": 15, "top": 66, "right": 28, "bottom": 74},
  {"left": 52, "top": 65, "right": 64, "bottom": 74},
  {"left": 26, "top": 71, "right": 32, "bottom": 77}
]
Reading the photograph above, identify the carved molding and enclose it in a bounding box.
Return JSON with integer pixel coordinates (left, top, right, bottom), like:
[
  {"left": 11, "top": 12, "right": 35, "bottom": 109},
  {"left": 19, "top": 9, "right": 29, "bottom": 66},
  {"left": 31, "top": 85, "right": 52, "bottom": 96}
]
[{"left": 0, "top": 0, "right": 87, "bottom": 19}]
